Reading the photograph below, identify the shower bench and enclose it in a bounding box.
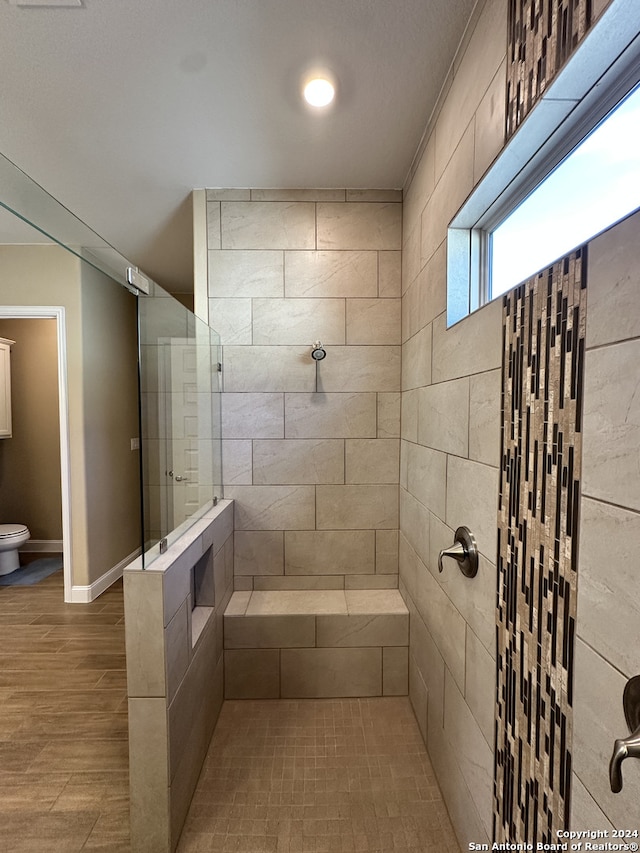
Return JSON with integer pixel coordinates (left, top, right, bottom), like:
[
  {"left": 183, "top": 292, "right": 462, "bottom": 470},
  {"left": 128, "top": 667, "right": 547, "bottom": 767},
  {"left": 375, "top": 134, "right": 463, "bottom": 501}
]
[{"left": 223, "top": 588, "right": 408, "bottom": 698}]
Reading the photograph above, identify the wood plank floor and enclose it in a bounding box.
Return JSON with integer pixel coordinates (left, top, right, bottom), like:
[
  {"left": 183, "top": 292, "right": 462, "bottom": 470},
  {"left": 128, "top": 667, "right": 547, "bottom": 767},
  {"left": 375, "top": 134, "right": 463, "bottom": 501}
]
[{"left": 0, "top": 570, "right": 131, "bottom": 852}]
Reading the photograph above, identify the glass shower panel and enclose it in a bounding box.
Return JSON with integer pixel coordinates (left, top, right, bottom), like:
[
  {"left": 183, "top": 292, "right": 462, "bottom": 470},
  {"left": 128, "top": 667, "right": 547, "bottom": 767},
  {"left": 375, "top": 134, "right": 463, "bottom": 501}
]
[{"left": 138, "top": 281, "right": 222, "bottom": 567}]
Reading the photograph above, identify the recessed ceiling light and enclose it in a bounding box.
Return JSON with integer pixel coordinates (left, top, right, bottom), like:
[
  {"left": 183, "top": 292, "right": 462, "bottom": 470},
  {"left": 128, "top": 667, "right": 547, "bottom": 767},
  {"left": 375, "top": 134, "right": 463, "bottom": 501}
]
[{"left": 303, "top": 78, "right": 335, "bottom": 108}]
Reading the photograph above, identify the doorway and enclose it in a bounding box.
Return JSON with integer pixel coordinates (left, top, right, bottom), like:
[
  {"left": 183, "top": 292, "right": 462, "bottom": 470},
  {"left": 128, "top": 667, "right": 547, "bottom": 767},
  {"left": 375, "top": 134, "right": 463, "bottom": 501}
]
[{"left": 0, "top": 307, "right": 72, "bottom": 600}]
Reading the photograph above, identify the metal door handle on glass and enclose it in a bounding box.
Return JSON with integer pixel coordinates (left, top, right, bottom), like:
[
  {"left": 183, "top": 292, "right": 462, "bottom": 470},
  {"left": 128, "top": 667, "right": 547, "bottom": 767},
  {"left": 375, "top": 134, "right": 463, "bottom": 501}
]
[{"left": 610, "top": 675, "right": 640, "bottom": 793}]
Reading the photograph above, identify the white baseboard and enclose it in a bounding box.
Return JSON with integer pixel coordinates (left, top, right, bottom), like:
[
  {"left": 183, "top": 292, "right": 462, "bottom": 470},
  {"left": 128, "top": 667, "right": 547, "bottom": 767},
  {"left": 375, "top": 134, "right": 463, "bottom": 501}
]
[
  {"left": 21, "top": 539, "right": 63, "bottom": 553},
  {"left": 69, "top": 547, "right": 141, "bottom": 603}
]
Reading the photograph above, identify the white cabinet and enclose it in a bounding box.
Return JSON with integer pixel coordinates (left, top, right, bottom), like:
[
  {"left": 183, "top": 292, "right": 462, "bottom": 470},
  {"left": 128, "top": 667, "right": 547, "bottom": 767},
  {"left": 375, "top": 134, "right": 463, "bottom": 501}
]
[{"left": 0, "top": 338, "right": 14, "bottom": 439}]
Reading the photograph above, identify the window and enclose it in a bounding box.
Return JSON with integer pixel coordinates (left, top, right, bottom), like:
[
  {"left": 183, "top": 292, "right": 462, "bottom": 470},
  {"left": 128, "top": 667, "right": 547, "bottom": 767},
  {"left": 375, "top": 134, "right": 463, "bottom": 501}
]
[
  {"left": 446, "top": 0, "right": 640, "bottom": 327},
  {"left": 490, "top": 82, "right": 640, "bottom": 299}
]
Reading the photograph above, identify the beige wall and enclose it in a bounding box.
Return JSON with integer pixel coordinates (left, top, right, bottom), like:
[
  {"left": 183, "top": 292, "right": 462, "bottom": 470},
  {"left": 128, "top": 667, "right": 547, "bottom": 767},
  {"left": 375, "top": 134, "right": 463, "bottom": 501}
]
[
  {"left": 401, "top": 0, "right": 639, "bottom": 842},
  {"left": 0, "top": 245, "right": 140, "bottom": 589},
  {"left": 0, "top": 318, "right": 62, "bottom": 541},
  {"left": 81, "top": 262, "right": 140, "bottom": 584},
  {"left": 205, "top": 189, "right": 402, "bottom": 591},
  {"left": 0, "top": 246, "right": 88, "bottom": 579}
]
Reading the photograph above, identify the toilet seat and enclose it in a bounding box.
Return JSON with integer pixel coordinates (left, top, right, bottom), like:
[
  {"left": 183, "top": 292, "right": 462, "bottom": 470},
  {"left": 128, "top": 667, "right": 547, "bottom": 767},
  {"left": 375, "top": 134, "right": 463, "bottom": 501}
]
[{"left": 0, "top": 524, "right": 29, "bottom": 539}]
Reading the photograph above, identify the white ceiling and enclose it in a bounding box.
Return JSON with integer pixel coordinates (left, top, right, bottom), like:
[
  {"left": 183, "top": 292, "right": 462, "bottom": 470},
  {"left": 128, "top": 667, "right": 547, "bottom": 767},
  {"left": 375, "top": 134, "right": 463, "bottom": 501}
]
[{"left": 0, "top": 0, "right": 477, "bottom": 292}]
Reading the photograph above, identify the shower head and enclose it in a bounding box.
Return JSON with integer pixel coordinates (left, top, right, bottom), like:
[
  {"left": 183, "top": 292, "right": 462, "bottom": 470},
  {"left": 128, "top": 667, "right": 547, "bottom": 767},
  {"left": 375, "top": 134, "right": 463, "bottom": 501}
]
[{"left": 311, "top": 341, "right": 326, "bottom": 361}]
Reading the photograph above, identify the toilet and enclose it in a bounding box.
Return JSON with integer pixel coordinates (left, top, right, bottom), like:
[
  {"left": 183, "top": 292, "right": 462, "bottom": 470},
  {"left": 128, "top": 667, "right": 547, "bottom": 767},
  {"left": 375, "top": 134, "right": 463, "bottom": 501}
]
[{"left": 0, "top": 524, "right": 30, "bottom": 575}]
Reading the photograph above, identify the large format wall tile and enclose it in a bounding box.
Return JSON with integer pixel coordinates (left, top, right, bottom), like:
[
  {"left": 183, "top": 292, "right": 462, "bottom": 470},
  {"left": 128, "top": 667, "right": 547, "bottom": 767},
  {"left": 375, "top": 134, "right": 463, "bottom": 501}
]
[
  {"left": 434, "top": 0, "right": 505, "bottom": 180},
  {"left": 317, "top": 345, "right": 400, "bottom": 393},
  {"left": 345, "top": 439, "right": 399, "bottom": 485},
  {"left": 422, "top": 125, "right": 474, "bottom": 264},
  {"left": 412, "top": 547, "right": 466, "bottom": 692},
  {"left": 407, "top": 595, "right": 445, "bottom": 732},
  {"left": 402, "top": 326, "right": 432, "bottom": 390},
  {"left": 208, "top": 298, "right": 252, "bottom": 345},
  {"left": 446, "top": 456, "right": 499, "bottom": 559},
  {"left": 464, "top": 627, "right": 494, "bottom": 747},
  {"left": 573, "top": 639, "right": 640, "bottom": 827},
  {"left": 316, "top": 613, "right": 407, "bottom": 647},
  {"left": 234, "top": 531, "right": 284, "bottom": 577},
  {"left": 207, "top": 190, "right": 400, "bottom": 595},
  {"left": 223, "top": 346, "right": 316, "bottom": 393},
  {"left": 473, "top": 60, "right": 507, "bottom": 183},
  {"left": 346, "top": 298, "right": 401, "bottom": 344},
  {"left": 378, "top": 251, "right": 402, "bottom": 298},
  {"left": 578, "top": 497, "right": 640, "bottom": 677},
  {"left": 570, "top": 775, "right": 614, "bottom": 831},
  {"left": 377, "top": 392, "right": 401, "bottom": 438},
  {"left": 221, "top": 393, "right": 284, "bottom": 438},
  {"left": 582, "top": 340, "right": 640, "bottom": 512},
  {"left": 224, "top": 614, "right": 315, "bottom": 649},
  {"left": 252, "top": 298, "right": 345, "bottom": 345},
  {"left": 224, "top": 649, "right": 280, "bottom": 698},
  {"left": 586, "top": 210, "right": 640, "bottom": 347},
  {"left": 253, "top": 438, "right": 344, "bottom": 485},
  {"left": 252, "top": 189, "right": 346, "bottom": 202},
  {"left": 316, "top": 203, "right": 402, "bottom": 251},
  {"left": 284, "top": 392, "right": 377, "bottom": 438},
  {"left": 280, "top": 647, "right": 382, "bottom": 697},
  {"left": 417, "top": 377, "right": 469, "bottom": 456},
  {"left": 221, "top": 202, "right": 315, "bottom": 250},
  {"left": 432, "top": 299, "right": 502, "bottom": 382},
  {"left": 207, "top": 201, "right": 221, "bottom": 248},
  {"left": 284, "top": 250, "right": 377, "bottom": 298},
  {"left": 221, "top": 440, "right": 252, "bottom": 485},
  {"left": 284, "top": 530, "right": 375, "bottom": 576},
  {"left": 443, "top": 673, "right": 494, "bottom": 839},
  {"left": 383, "top": 647, "right": 409, "bottom": 695},
  {"left": 208, "top": 250, "right": 284, "bottom": 297},
  {"left": 316, "top": 485, "right": 398, "bottom": 530},
  {"left": 427, "top": 718, "right": 489, "bottom": 846},
  {"left": 376, "top": 529, "right": 399, "bottom": 574},
  {"left": 226, "top": 485, "right": 315, "bottom": 530},
  {"left": 400, "top": 488, "right": 430, "bottom": 568},
  {"left": 468, "top": 368, "right": 501, "bottom": 466},
  {"left": 405, "top": 442, "right": 447, "bottom": 521}
]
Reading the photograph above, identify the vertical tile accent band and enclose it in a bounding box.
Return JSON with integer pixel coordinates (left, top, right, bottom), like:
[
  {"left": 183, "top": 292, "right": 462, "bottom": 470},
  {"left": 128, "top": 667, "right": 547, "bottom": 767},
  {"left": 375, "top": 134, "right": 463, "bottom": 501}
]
[
  {"left": 506, "top": 0, "right": 593, "bottom": 139},
  {"left": 494, "top": 248, "right": 587, "bottom": 841}
]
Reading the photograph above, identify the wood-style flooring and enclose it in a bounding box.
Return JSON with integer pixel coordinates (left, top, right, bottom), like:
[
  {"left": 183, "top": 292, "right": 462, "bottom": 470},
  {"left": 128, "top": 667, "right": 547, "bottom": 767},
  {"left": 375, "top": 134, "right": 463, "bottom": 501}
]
[{"left": 0, "top": 569, "right": 130, "bottom": 852}]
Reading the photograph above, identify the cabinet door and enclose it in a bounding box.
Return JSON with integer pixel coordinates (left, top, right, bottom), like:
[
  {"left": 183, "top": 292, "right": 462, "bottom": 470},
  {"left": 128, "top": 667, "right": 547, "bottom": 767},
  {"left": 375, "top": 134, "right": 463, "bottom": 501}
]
[{"left": 0, "top": 343, "right": 12, "bottom": 438}]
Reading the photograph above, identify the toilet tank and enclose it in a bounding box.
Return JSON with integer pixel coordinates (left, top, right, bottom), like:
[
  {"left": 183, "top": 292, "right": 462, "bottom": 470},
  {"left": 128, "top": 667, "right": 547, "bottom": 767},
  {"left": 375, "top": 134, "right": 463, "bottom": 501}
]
[{"left": 0, "top": 337, "right": 14, "bottom": 439}]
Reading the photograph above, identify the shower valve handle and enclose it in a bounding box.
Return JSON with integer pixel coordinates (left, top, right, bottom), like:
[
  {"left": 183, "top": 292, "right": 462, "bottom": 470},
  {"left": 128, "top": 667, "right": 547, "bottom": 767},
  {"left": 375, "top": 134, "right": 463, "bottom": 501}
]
[
  {"left": 610, "top": 675, "right": 640, "bottom": 793},
  {"left": 437, "top": 526, "right": 479, "bottom": 578},
  {"left": 610, "top": 727, "right": 640, "bottom": 793}
]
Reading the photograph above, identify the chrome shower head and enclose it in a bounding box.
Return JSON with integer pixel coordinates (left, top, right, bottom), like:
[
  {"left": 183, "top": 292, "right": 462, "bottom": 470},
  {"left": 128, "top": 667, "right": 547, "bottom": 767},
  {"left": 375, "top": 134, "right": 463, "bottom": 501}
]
[{"left": 311, "top": 341, "right": 326, "bottom": 361}]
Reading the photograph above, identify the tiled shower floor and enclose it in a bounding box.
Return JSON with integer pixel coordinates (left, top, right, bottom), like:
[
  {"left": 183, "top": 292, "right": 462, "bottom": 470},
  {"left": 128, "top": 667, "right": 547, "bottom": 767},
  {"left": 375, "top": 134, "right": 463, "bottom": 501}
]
[{"left": 177, "top": 697, "right": 460, "bottom": 853}]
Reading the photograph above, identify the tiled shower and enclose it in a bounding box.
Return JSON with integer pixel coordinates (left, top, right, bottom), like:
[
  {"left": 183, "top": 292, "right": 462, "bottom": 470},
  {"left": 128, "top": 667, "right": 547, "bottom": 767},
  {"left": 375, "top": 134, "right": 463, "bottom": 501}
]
[{"left": 126, "top": 0, "right": 640, "bottom": 849}]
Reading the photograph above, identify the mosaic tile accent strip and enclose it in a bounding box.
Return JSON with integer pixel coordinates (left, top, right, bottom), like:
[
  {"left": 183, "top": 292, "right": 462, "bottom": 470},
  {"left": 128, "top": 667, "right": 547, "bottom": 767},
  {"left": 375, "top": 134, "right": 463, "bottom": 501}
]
[
  {"left": 506, "top": 0, "right": 593, "bottom": 138},
  {"left": 494, "top": 249, "right": 587, "bottom": 841}
]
